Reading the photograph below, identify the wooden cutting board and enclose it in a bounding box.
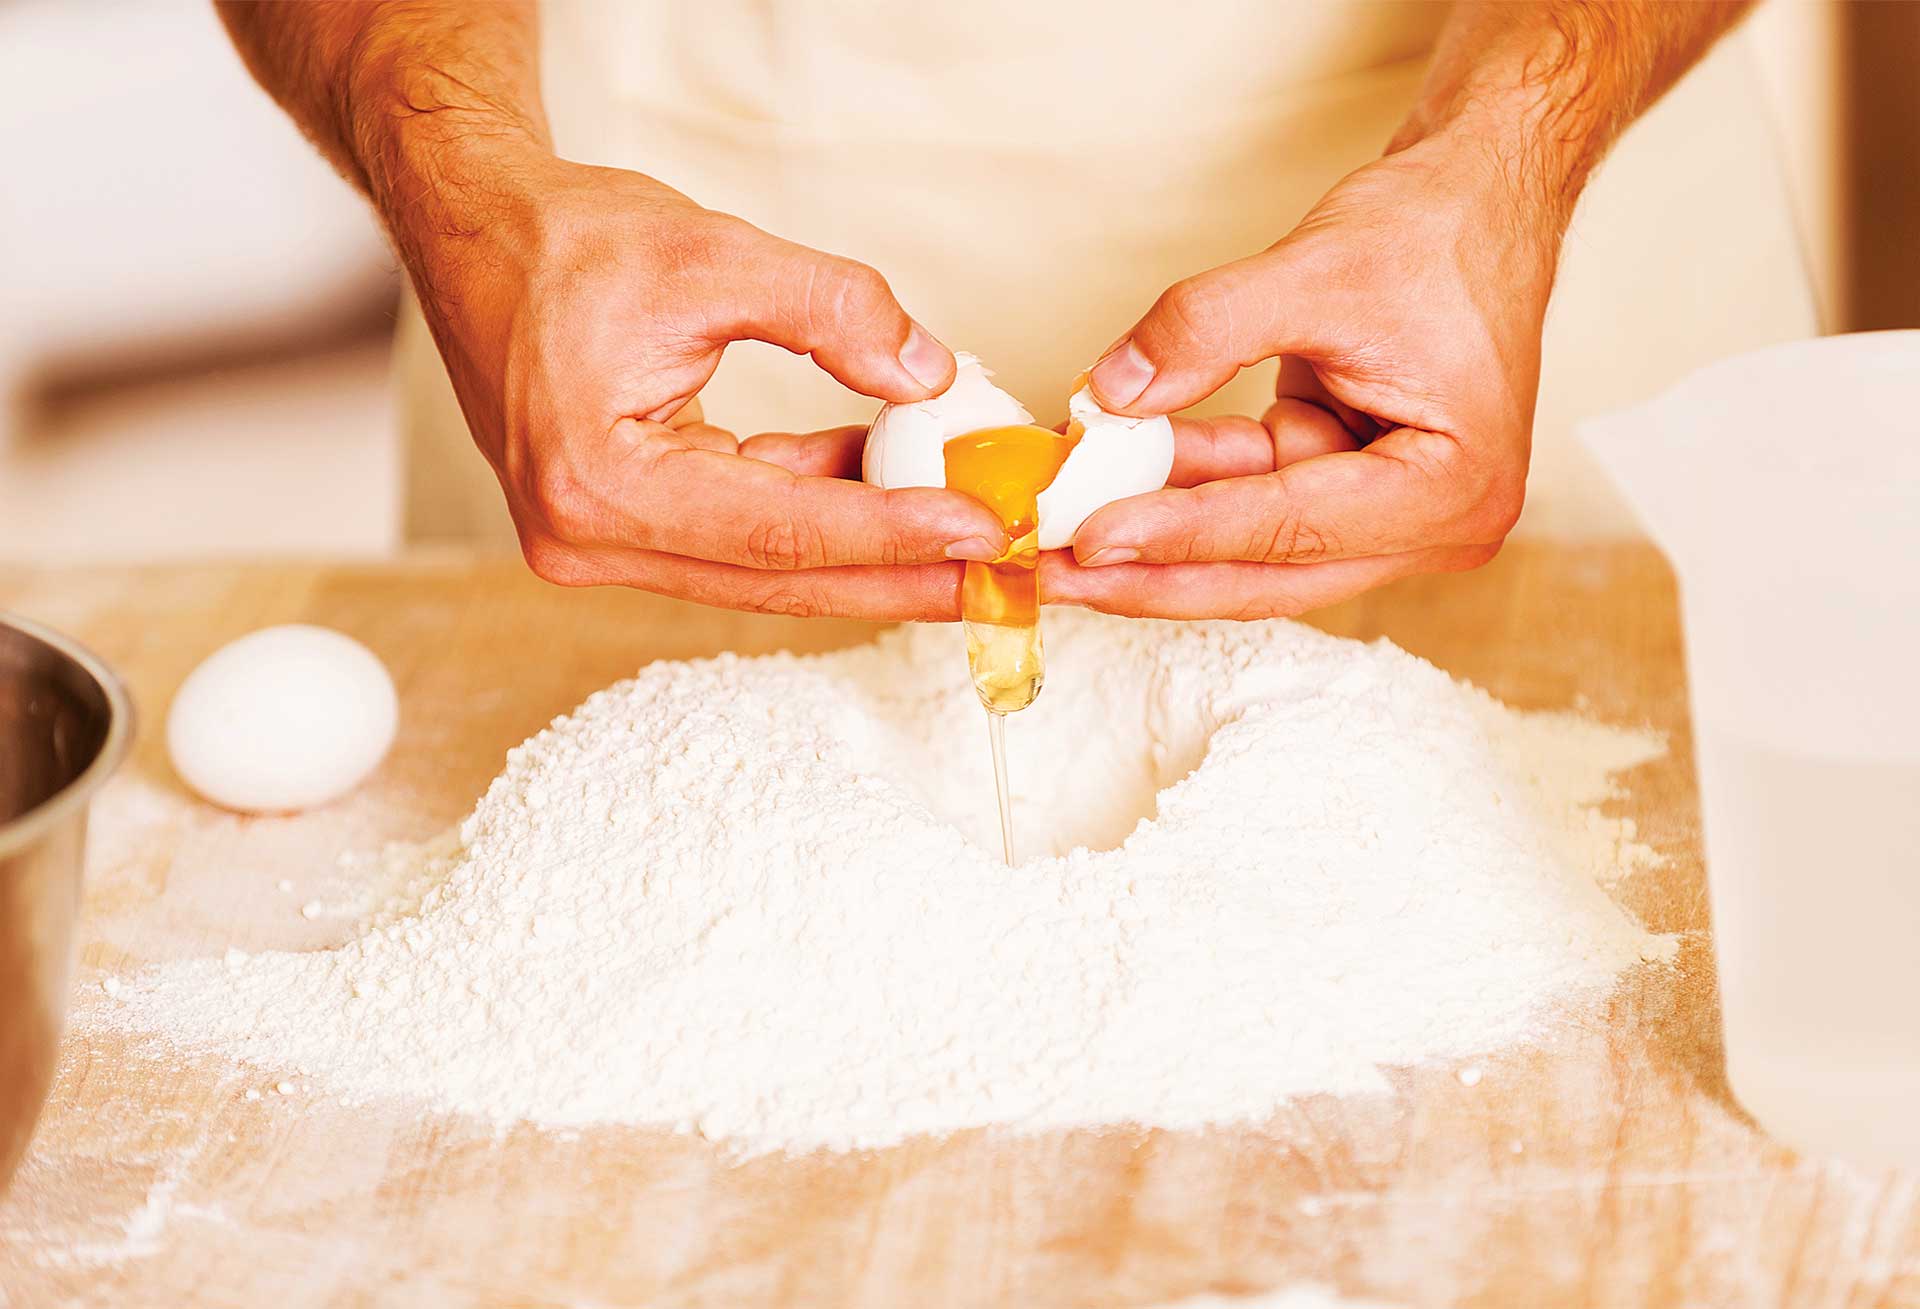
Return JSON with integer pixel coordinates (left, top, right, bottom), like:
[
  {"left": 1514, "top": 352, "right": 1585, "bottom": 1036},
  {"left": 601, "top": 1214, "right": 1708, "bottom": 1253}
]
[{"left": 0, "top": 545, "right": 1913, "bottom": 1309}]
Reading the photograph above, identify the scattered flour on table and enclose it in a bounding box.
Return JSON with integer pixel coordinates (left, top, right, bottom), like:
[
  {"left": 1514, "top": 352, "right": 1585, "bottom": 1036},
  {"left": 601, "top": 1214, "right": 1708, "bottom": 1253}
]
[
  {"left": 1145, "top": 1286, "right": 1406, "bottom": 1309},
  {"left": 4, "top": 1136, "right": 228, "bottom": 1271},
  {"left": 104, "top": 611, "right": 1671, "bottom": 1157}
]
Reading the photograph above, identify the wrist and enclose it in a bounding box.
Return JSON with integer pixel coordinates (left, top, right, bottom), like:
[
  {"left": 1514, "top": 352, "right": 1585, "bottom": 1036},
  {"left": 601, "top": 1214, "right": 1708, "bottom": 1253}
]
[
  {"left": 1383, "top": 116, "right": 1570, "bottom": 287},
  {"left": 335, "top": 15, "right": 556, "bottom": 280},
  {"left": 374, "top": 125, "right": 557, "bottom": 271},
  {"left": 1391, "top": 10, "right": 1629, "bottom": 242}
]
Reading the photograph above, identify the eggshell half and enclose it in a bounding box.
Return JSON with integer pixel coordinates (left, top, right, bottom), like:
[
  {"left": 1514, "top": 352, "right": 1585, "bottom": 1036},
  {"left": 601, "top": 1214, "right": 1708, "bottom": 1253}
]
[
  {"left": 862, "top": 353, "right": 1033, "bottom": 491},
  {"left": 1033, "top": 389, "right": 1176, "bottom": 549}
]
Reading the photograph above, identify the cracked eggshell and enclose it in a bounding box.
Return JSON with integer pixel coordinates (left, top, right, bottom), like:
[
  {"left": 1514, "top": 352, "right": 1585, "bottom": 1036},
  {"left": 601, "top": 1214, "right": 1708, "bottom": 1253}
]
[
  {"left": 863, "top": 354, "right": 1174, "bottom": 550},
  {"left": 1033, "top": 387, "right": 1176, "bottom": 550},
  {"left": 862, "top": 352, "right": 1033, "bottom": 491}
]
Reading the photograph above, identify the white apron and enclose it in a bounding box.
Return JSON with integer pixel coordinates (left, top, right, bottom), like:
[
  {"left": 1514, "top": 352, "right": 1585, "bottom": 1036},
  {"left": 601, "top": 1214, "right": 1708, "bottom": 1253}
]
[{"left": 397, "top": 1, "right": 1814, "bottom": 545}]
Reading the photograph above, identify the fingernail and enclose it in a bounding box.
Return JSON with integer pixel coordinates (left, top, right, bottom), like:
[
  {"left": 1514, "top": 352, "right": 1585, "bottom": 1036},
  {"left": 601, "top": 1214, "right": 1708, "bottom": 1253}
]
[
  {"left": 1078, "top": 546, "right": 1139, "bottom": 568},
  {"left": 899, "top": 325, "right": 953, "bottom": 392},
  {"left": 945, "top": 536, "right": 1000, "bottom": 562},
  {"left": 1089, "top": 339, "right": 1155, "bottom": 409}
]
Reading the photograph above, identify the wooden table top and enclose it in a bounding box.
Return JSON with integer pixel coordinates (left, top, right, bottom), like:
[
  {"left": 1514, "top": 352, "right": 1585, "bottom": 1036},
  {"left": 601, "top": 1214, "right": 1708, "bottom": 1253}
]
[{"left": 0, "top": 545, "right": 1914, "bottom": 1309}]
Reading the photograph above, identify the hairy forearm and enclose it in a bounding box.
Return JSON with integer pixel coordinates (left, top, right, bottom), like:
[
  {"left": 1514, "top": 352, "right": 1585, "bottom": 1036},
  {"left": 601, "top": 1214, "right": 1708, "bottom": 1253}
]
[
  {"left": 1394, "top": 0, "right": 1754, "bottom": 229},
  {"left": 213, "top": 1, "right": 551, "bottom": 257}
]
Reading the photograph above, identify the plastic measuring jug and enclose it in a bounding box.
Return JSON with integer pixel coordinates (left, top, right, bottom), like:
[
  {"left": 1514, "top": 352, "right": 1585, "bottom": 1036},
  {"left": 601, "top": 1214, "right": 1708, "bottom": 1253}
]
[{"left": 1580, "top": 331, "right": 1920, "bottom": 1172}]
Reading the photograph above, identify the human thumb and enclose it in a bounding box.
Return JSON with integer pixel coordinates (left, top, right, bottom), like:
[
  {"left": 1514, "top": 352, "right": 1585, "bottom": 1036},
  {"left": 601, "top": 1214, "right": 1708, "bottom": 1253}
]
[
  {"left": 1088, "top": 252, "right": 1298, "bottom": 417},
  {"left": 717, "top": 229, "right": 956, "bottom": 403}
]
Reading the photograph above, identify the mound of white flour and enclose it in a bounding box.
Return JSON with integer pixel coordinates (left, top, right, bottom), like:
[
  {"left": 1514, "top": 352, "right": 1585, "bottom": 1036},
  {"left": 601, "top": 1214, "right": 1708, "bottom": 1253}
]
[{"left": 111, "top": 612, "right": 1670, "bottom": 1156}]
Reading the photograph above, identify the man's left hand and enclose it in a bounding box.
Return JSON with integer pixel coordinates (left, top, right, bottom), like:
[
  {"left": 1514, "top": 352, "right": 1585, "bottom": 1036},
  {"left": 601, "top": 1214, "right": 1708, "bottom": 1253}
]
[{"left": 1045, "top": 132, "right": 1561, "bottom": 619}]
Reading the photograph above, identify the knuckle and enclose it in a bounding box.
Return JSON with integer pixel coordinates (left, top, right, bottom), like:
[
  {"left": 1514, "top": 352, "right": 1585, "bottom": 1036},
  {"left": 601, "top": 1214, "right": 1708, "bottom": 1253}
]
[
  {"left": 872, "top": 490, "right": 915, "bottom": 566},
  {"left": 528, "top": 460, "right": 599, "bottom": 542},
  {"left": 1400, "top": 431, "right": 1522, "bottom": 546},
  {"left": 823, "top": 259, "right": 896, "bottom": 328},
  {"left": 520, "top": 535, "right": 594, "bottom": 588},
  {"left": 1401, "top": 428, "right": 1469, "bottom": 484},
  {"left": 1465, "top": 466, "right": 1526, "bottom": 542},
  {"left": 1158, "top": 275, "right": 1232, "bottom": 345},
  {"left": 1251, "top": 509, "right": 1333, "bottom": 563},
  {"left": 743, "top": 515, "right": 823, "bottom": 570},
  {"left": 654, "top": 214, "right": 733, "bottom": 272}
]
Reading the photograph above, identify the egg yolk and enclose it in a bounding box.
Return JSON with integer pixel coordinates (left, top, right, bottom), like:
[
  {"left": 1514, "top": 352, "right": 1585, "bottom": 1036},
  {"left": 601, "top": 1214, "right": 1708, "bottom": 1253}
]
[
  {"left": 943, "top": 425, "right": 1076, "bottom": 548},
  {"left": 944, "top": 423, "right": 1078, "bottom": 713}
]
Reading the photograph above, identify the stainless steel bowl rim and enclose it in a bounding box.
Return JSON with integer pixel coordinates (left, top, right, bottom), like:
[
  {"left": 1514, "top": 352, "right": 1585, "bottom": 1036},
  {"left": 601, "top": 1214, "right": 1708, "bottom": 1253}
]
[{"left": 0, "top": 610, "right": 135, "bottom": 860}]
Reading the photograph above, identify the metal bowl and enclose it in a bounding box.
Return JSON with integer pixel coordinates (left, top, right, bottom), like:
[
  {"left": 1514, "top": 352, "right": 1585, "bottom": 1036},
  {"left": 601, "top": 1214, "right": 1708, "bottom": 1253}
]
[{"left": 0, "top": 612, "right": 132, "bottom": 1189}]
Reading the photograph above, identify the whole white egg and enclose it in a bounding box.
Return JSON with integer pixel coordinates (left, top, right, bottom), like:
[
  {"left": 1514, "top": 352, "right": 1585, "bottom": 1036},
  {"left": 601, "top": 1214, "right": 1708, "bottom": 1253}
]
[
  {"left": 166, "top": 624, "right": 399, "bottom": 813},
  {"left": 863, "top": 353, "right": 1174, "bottom": 550}
]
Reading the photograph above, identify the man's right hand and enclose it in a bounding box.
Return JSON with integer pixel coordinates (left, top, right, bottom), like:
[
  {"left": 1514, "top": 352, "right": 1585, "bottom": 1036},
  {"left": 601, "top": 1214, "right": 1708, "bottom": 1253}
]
[{"left": 396, "top": 149, "right": 1006, "bottom": 619}]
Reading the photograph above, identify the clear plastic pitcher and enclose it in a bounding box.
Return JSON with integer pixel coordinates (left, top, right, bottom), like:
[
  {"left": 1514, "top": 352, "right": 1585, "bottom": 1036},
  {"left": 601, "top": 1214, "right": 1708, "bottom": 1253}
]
[{"left": 1581, "top": 331, "right": 1920, "bottom": 1172}]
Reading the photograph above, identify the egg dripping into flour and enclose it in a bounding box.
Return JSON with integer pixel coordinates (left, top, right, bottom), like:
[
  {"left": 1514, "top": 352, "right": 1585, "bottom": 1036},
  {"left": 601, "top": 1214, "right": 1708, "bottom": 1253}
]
[{"left": 865, "top": 354, "right": 1174, "bottom": 861}]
